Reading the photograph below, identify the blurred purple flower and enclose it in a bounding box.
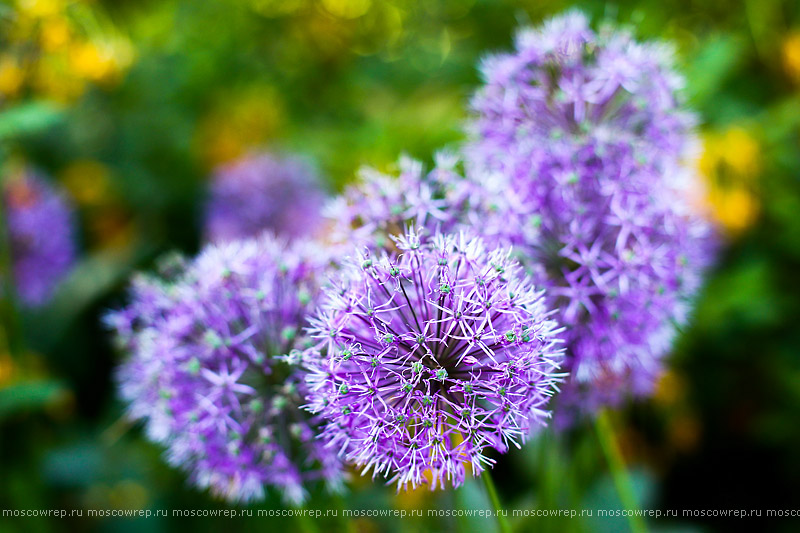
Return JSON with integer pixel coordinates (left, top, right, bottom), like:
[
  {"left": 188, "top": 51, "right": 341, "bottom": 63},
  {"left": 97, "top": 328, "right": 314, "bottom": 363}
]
[
  {"left": 204, "top": 152, "right": 326, "bottom": 243},
  {"left": 324, "top": 152, "right": 471, "bottom": 252},
  {"left": 465, "top": 11, "right": 716, "bottom": 417},
  {"left": 107, "top": 235, "right": 344, "bottom": 505},
  {"left": 304, "top": 229, "right": 564, "bottom": 490},
  {"left": 2, "top": 169, "right": 76, "bottom": 307}
]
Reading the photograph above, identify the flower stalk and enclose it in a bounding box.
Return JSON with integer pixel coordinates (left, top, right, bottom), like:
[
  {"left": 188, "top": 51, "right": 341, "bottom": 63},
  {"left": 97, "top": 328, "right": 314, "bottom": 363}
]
[
  {"left": 595, "top": 409, "right": 648, "bottom": 533},
  {"left": 481, "top": 472, "right": 512, "bottom": 533}
]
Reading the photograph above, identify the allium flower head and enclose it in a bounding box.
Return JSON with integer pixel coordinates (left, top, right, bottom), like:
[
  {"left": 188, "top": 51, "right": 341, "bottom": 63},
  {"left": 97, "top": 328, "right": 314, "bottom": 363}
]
[
  {"left": 2, "top": 169, "right": 76, "bottom": 307},
  {"left": 204, "top": 152, "right": 326, "bottom": 243},
  {"left": 471, "top": 10, "right": 693, "bottom": 169},
  {"left": 325, "top": 153, "right": 471, "bottom": 252},
  {"left": 465, "top": 11, "right": 716, "bottom": 416},
  {"left": 304, "top": 229, "right": 564, "bottom": 490},
  {"left": 107, "top": 235, "right": 343, "bottom": 505}
]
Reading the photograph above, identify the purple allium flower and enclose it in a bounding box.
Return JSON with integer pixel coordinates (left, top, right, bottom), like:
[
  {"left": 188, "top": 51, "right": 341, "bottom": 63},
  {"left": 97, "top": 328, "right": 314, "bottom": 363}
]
[
  {"left": 465, "top": 11, "right": 716, "bottom": 416},
  {"left": 107, "top": 235, "right": 344, "bottom": 505},
  {"left": 203, "top": 152, "right": 326, "bottom": 243},
  {"left": 324, "top": 153, "right": 471, "bottom": 252},
  {"left": 304, "top": 229, "right": 564, "bottom": 490},
  {"left": 2, "top": 169, "right": 76, "bottom": 307}
]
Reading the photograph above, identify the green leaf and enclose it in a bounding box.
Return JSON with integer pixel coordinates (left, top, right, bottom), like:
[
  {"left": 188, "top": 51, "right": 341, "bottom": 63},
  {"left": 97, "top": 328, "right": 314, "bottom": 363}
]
[
  {"left": 684, "top": 36, "right": 746, "bottom": 107},
  {"left": 0, "top": 380, "right": 67, "bottom": 418},
  {"left": 454, "top": 477, "right": 500, "bottom": 533},
  {"left": 0, "top": 102, "right": 63, "bottom": 140}
]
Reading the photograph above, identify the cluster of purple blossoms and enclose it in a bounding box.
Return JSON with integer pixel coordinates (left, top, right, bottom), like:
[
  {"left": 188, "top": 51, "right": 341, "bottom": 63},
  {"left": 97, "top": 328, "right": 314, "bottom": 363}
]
[
  {"left": 324, "top": 153, "right": 471, "bottom": 252},
  {"left": 304, "top": 229, "right": 564, "bottom": 490},
  {"left": 2, "top": 169, "right": 76, "bottom": 307},
  {"left": 108, "top": 9, "right": 720, "bottom": 504},
  {"left": 465, "top": 11, "right": 715, "bottom": 415},
  {"left": 203, "top": 152, "right": 326, "bottom": 243},
  {"left": 107, "top": 235, "right": 344, "bottom": 505}
]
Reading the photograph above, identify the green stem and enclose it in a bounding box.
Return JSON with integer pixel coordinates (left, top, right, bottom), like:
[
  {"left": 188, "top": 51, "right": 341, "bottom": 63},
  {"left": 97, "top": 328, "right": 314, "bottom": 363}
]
[
  {"left": 594, "top": 410, "right": 648, "bottom": 533},
  {"left": 538, "top": 430, "right": 559, "bottom": 533},
  {"left": 481, "top": 471, "right": 512, "bottom": 533}
]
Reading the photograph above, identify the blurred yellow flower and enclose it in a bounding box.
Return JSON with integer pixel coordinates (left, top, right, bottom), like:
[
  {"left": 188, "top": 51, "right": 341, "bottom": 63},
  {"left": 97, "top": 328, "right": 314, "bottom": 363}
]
[
  {"left": 61, "top": 160, "right": 112, "bottom": 206},
  {"left": 707, "top": 185, "right": 759, "bottom": 234},
  {"left": 782, "top": 30, "right": 800, "bottom": 84},
  {"left": 31, "top": 58, "right": 86, "bottom": 102},
  {"left": 0, "top": 353, "right": 14, "bottom": 386},
  {"left": 39, "top": 16, "right": 72, "bottom": 52},
  {"left": 0, "top": 56, "right": 25, "bottom": 98},
  {"left": 61, "top": 159, "right": 137, "bottom": 250},
  {"left": 195, "top": 86, "right": 284, "bottom": 167},
  {"left": 17, "top": 0, "right": 65, "bottom": 19},
  {"left": 4, "top": 0, "right": 134, "bottom": 102},
  {"left": 722, "top": 127, "right": 759, "bottom": 177},
  {"left": 699, "top": 126, "right": 760, "bottom": 179},
  {"left": 69, "top": 41, "right": 118, "bottom": 83},
  {"left": 653, "top": 369, "right": 685, "bottom": 406},
  {"left": 699, "top": 126, "right": 761, "bottom": 234}
]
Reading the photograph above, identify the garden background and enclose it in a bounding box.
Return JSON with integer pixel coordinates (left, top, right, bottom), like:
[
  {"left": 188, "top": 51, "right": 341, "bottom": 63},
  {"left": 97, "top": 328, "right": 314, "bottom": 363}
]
[{"left": 1, "top": 0, "right": 800, "bottom": 531}]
